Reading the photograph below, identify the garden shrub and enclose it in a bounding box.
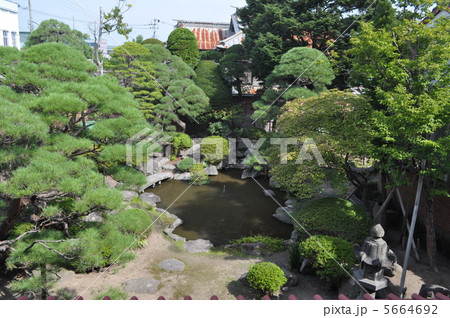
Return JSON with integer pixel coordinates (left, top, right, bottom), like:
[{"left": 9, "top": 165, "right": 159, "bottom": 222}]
[
  {"left": 200, "top": 136, "right": 229, "bottom": 164},
  {"left": 172, "top": 132, "right": 193, "bottom": 156},
  {"left": 189, "top": 163, "right": 209, "bottom": 185},
  {"left": 293, "top": 197, "right": 372, "bottom": 243},
  {"left": 109, "top": 208, "right": 152, "bottom": 237},
  {"left": 230, "top": 235, "right": 285, "bottom": 253},
  {"left": 247, "top": 262, "right": 287, "bottom": 296},
  {"left": 298, "top": 235, "right": 356, "bottom": 287},
  {"left": 177, "top": 157, "right": 195, "bottom": 171}
]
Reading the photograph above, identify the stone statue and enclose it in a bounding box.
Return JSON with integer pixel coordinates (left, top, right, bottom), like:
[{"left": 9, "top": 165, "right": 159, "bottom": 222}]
[{"left": 353, "top": 224, "right": 398, "bottom": 295}]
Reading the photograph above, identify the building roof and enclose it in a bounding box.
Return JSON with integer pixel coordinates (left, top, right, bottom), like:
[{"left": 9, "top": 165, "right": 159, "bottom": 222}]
[{"left": 175, "top": 20, "right": 231, "bottom": 50}]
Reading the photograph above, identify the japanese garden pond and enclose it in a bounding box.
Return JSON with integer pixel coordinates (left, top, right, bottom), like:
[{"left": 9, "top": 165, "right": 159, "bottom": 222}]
[{"left": 148, "top": 169, "right": 292, "bottom": 246}]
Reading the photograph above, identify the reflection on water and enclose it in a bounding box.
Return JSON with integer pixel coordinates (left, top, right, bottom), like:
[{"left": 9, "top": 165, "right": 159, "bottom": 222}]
[{"left": 148, "top": 169, "right": 292, "bottom": 245}]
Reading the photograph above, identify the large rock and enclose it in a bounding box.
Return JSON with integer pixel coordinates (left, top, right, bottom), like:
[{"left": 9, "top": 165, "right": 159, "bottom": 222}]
[
  {"left": 140, "top": 192, "right": 161, "bottom": 203},
  {"left": 122, "top": 278, "right": 160, "bottom": 294},
  {"left": 281, "top": 268, "right": 298, "bottom": 287},
  {"left": 263, "top": 189, "right": 276, "bottom": 197},
  {"left": 204, "top": 165, "right": 218, "bottom": 176},
  {"left": 275, "top": 206, "right": 294, "bottom": 214},
  {"left": 173, "top": 172, "right": 191, "bottom": 181},
  {"left": 86, "top": 212, "right": 104, "bottom": 223},
  {"left": 121, "top": 191, "right": 139, "bottom": 202},
  {"left": 184, "top": 239, "right": 213, "bottom": 253},
  {"left": 162, "top": 164, "right": 176, "bottom": 171},
  {"left": 138, "top": 193, "right": 157, "bottom": 207},
  {"left": 272, "top": 213, "right": 293, "bottom": 225},
  {"left": 105, "top": 176, "right": 118, "bottom": 189},
  {"left": 158, "top": 259, "right": 185, "bottom": 272},
  {"left": 285, "top": 199, "right": 297, "bottom": 206}
]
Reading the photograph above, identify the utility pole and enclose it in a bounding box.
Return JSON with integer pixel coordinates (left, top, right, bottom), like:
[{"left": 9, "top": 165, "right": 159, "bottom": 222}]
[
  {"left": 150, "top": 19, "right": 160, "bottom": 38},
  {"left": 28, "top": 0, "right": 33, "bottom": 32}
]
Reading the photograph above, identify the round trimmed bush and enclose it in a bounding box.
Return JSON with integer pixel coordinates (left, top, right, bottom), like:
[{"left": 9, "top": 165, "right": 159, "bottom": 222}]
[
  {"left": 200, "top": 136, "right": 229, "bottom": 164},
  {"left": 299, "top": 235, "right": 356, "bottom": 287},
  {"left": 172, "top": 132, "right": 192, "bottom": 155},
  {"left": 177, "top": 157, "right": 195, "bottom": 171},
  {"left": 293, "top": 197, "right": 372, "bottom": 243},
  {"left": 247, "top": 262, "right": 287, "bottom": 296}
]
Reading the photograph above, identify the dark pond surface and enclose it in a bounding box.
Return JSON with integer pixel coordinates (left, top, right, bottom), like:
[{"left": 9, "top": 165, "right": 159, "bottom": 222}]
[{"left": 148, "top": 169, "right": 292, "bottom": 246}]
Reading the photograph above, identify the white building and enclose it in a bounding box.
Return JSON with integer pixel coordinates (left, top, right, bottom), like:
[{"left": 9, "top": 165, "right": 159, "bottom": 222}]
[{"left": 0, "top": 0, "right": 20, "bottom": 49}]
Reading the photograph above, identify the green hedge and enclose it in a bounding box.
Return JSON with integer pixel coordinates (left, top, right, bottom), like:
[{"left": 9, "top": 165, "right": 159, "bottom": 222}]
[
  {"left": 177, "top": 157, "right": 195, "bottom": 171},
  {"left": 299, "top": 235, "right": 356, "bottom": 287},
  {"left": 247, "top": 262, "right": 287, "bottom": 296},
  {"left": 200, "top": 136, "right": 229, "bottom": 164},
  {"left": 172, "top": 132, "right": 192, "bottom": 156},
  {"left": 293, "top": 197, "right": 372, "bottom": 243}
]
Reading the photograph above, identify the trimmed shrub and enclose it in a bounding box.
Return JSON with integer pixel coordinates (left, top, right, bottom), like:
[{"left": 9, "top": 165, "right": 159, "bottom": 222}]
[
  {"left": 166, "top": 28, "right": 199, "bottom": 67},
  {"left": 141, "top": 38, "right": 164, "bottom": 46},
  {"left": 172, "top": 132, "right": 192, "bottom": 156},
  {"left": 298, "top": 235, "right": 356, "bottom": 287},
  {"left": 177, "top": 157, "right": 195, "bottom": 171},
  {"left": 200, "top": 136, "right": 229, "bottom": 164},
  {"left": 189, "top": 163, "right": 209, "bottom": 185},
  {"left": 109, "top": 208, "right": 153, "bottom": 237},
  {"left": 247, "top": 262, "right": 287, "bottom": 296},
  {"left": 293, "top": 197, "right": 372, "bottom": 243}
]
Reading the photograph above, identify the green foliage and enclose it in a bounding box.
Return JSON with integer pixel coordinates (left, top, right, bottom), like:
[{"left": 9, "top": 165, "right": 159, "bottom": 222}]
[
  {"left": 194, "top": 60, "right": 232, "bottom": 108},
  {"left": 107, "top": 165, "right": 147, "bottom": 190},
  {"left": 177, "top": 157, "right": 195, "bottom": 171},
  {"left": 293, "top": 198, "right": 372, "bottom": 243},
  {"left": 247, "top": 262, "right": 287, "bottom": 296},
  {"left": 167, "top": 28, "right": 200, "bottom": 67},
  {"left": 25, "top": 19, "right": 92, "bottom": 58},
  {"left": 200, "top": 50, "right": 222, "bottom": 62},
  {"left": 9, "top": 223, "right": 34, "bottom": 238},
  {"left": 172, "top": 132, "right": 193, "bottom": 155},
  {"left": 93, "top": 287, "right": 129, "bottom": 300},
  {"left": 142, "top": 38, "right": 164, "bottom": 46},
  {"left": 200, "top": 136, "right": 229, "bottom": 164},
  {"left": 299, "top": 235, "right": 356, "bottom": 287},
  {"left": 105, "top": 42, "right": 163, "bottom": 120},
  {"left": 220, "top": 44, "right": 247, "bottom": 96},
  {"left": 109, "top": 208, "right": 152, "bottom": 237},
  {"left": 230, "top": 235, "right": 285, "bottom": 253},
  {"left": 189, "top": 164, "right": 209, "bottom": 185}
]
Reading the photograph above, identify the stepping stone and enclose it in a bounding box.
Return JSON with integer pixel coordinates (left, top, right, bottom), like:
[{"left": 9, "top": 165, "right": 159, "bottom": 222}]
[
  {"left": 184, "top": 239, "right": 213, "bottom": 253},
  {"left": 158, "top": 259, "right": 185, "bottom": 272},
  {"left": 272, "top": 213, "right": 293, "bottom": 225},
  {"left": 122, "top": 278, "right": 160, "bottom": 294}
]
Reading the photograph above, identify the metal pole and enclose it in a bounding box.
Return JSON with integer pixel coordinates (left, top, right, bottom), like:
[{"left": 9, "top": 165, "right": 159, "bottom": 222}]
[
  {"left": 399, "top": 165, "right": 425, "bottom": 298},
  {"left": 28, "top": 0, "right": 33, "bottom": 32}
]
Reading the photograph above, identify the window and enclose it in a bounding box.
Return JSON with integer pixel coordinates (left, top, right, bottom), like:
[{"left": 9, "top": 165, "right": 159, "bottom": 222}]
[
  {"left": 11, "top": 32, "right": 17, "bottom": 48},
  {"left": 3, "top": 31, "right": 9, "bottom": 47}
]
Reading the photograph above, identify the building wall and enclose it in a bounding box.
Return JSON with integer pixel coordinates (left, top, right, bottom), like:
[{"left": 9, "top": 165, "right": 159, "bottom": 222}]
[{"left": 0, "top": 0, "right": 20, "bottom": 49}]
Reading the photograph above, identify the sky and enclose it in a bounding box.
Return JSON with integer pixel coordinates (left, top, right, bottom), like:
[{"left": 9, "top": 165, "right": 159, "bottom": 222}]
[{"left": 15, "top": 0, "right": 247, "bottom": 45}]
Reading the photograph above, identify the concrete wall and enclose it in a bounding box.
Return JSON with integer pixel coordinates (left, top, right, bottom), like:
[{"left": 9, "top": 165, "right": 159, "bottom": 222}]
[{"left": 0, "top": 0, "right": 20, "bottom": 49}]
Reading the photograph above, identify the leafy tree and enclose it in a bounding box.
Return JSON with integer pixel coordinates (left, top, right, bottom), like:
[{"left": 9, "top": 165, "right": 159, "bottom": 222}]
[
  {"left": 194, "top": 60, "right": 232, "bottom": 108},
  {"left": 132, "top": 34, "right": 144, "bottom": 44},
  {"left": 348, "top": 1, "right": 449, "bottom": 271},
  {"left": 144, "top": 44, "right": 209, "bottom": 132},
  {"left": 371, "top": 0, "right": 397, "bottom": 30},
  {"left": 252, "top": 47, "right": 334, "bottom": 128},
  {"left": 277, "top": 90, "right": 375, "bottom": 207},
  {"left": 24, "top": 19, "right": 92, "bottom": 58},
  {"left": 199, "top": 50, "right": 223, "bottom": 62},
  {"left": 93, "top": 0, "right": 133, "bottom": 75},
  {"left": 167, "top": 28, "right": 200, "bottom": 68},
  {"left": 105, "top": 42, "right": 162, "bottom": 120},
  {"left": 238, "top": 0, "right": 373, "bottom": 81},
  {"left": 142, "top": 38, "right": 164, "bottom": 46},
  {"left": 220, "top": 44, "right": 248, "bottom": 96},
  {"left": 0, "top": 43, "right": 153, "bottom": 295}
]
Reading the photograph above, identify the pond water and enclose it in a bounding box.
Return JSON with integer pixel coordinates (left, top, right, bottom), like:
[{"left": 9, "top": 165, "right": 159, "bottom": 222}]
[{"left": 148, "top": 169, "right": 292, "bottom": 246}]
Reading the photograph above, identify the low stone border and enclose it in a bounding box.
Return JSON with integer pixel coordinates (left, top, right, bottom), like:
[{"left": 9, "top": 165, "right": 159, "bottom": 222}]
[{"left": 156, "top": 208, "right": 186, "bottom": 242}]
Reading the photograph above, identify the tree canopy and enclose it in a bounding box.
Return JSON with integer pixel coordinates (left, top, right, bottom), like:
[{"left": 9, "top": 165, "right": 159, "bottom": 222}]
[
  {"left": 194, "top": 60, "right": 232, "bottom": 109},
  {"left": 167, "top": 28, "right": 200, "bottom": 68},
  {"left": 24, "top": 19, "right": 92, "bottom": 58}
]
